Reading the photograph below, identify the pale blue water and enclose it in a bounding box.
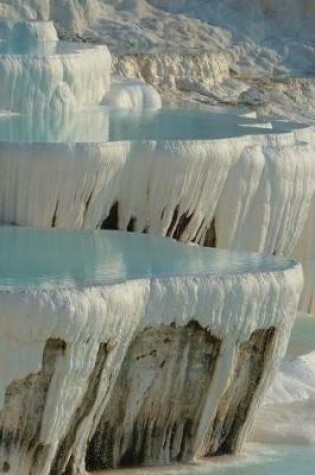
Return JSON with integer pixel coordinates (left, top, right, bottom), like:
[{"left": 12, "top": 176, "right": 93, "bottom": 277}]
[
  {"left": 104, "top": 445, "right": 315, "bottom": 475},
  {"left": 0, "top": 39, "right": 105, "bottom": 56},
  {"left": 287, "top": 312, "right": 315, "bottom": 356},
  {"left": 213, "top": 445, "right": 315, "bottom": 475},
  {"left": 0, "top": 226, "right": 295, "bottom": 289},
  {"left": 0, "top": 108, "right": 305, "bottom": 143}
]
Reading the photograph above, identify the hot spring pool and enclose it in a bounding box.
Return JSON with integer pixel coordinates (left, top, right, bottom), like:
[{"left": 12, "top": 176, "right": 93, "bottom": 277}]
[
  {"left": 0, "top": 226, "right": 294, "bottom": 289},
  {"left": 0, "top": 107, "right": 306, "bottom": 143},
  {"left": 98, "top": 444, "right": 315, "bottom": 475},
  {"left": 0, "top": 39, "right": 108, "bottom": 56}
]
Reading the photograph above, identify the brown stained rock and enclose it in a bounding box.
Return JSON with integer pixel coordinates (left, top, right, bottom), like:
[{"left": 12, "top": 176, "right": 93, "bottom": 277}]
[
  {"left": 0, "top": 325, "right": 279, "bottom": 473},
  {"left": 166, "top": 205, "right": 179, "bottom": 237},
  {"left": 0, "top": 339, "right": 67, "bottom": 471},
  {"left": 204, "top": 218, "right": 216, "bottom": 248},
  {"left": 206, "top": 327, "right": 276, "bottom": 455},
  {"left": 166, "top": 206, "right": 194, "bottom": 241},
  {"left": 86, "top": 321, "right": 221, "bottom": 471},
  {"left": 50, "top": 342, "right": 110, "bottom": 475},
  {"left": 172, "top": 212, "right": 193, "bottom": 241}
]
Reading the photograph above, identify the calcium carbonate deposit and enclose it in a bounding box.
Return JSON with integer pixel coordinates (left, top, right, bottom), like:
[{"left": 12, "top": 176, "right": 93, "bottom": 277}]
[
  {"left": 0, "top": 3, "right": 314, "bottom": 474},
  {"left": 0, "top": 20, "right": 313, "bottom": 314},
  {"left": 0, "top": 226, "right": 302, "bottom": 474}
]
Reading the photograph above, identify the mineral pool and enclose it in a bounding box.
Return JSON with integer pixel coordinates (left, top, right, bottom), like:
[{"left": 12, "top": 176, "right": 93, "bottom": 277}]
[
  {"left": 0, "top": 226, "right": 312, "bottom": 475},
  {"left": 0, "top": 226, "right": 294, "bottom": 289},
  {"left": 0, "top": 107, "right": 306, "bottom": 143}
]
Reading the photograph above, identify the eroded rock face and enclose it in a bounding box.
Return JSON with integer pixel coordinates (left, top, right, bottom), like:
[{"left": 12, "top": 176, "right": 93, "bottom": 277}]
[
  {"left": 85, "top": 325, "right": 277, "bottom": 471},
  {"left": 205, "top": 328, "right": 275, "bottom": 455},
  {"left": 0, "top": 339, "right": 67, "bottom": 474},
  {"left": 86, "top": 322, "right": 220, "bottom": 469},
  {"left": 0, "top": 226, "right": 302, "bottom": 474},
  {"left": 0, "top": 323, "right": 278, "bottom": 474}
]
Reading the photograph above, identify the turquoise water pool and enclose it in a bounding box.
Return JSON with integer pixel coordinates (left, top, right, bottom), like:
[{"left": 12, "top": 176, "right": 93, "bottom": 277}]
[
  {"left": 287, "top": 313, "right": 315, "bottom": 356},
  {"left": 0, "top": 226, "right": 294, "bottom": 289},
  {"left": 102, "top": 445, "right": 315, "bottom": 475},
  {"left": 0, "top": 39, "right": 106, "bottom": 56},
  {"left": 0, "top": 107, "right": 305, "bottom": 143}
]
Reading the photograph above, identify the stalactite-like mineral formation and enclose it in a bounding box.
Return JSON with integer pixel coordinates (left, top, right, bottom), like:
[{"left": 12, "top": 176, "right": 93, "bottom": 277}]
[
  {"left": 0, "top": 20, "right": 313, "bottom": 313},
  {"left": 0, "top": 15, "right": 310, "bottom": 475},
  {"left": 0, "top": 226, "right": 303, "bottom": 474}
]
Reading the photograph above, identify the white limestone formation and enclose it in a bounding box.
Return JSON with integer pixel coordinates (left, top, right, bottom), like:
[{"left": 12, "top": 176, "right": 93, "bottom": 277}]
[
  {"left": 0, "top": 1, "right": 314, "bottom": 124},
  {"left": 294, "top": 196, "right": 315, "bottom": 314},
  {"left": 0, "top": 18, "right": 312, "bottom": 311},
  {"left": 0, "top": 119, "right": 313, "bottom": 311},
  {"left": 0, "top": 226, "right": 303, "bottom": 474},
  {"left": 111, "top": 50, "right": 232, "bottom": 96},
  {"left": 0, "top": 17, "right": 312, "bottom": 315},
  {"left": 0, "top": 37, "right": 111, "bottom": 116},
  {"left": 251, "top": 312, "right": 315, "bottom": 445},
  {"left": 102, "top": 77, "right": 162, "bottom": 109},
  {"left": 0, "top": 19, "right": 58, "bottom": 42}
]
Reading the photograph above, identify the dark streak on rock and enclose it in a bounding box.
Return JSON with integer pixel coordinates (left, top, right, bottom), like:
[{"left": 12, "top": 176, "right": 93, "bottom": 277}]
[
  {"left": 0, "top": 339, "right": 67, "bottom": 471},
  {"left": 166, "top": 205, "right": 179, "bottom": 237},
  {"left": 86, "top": 321, "right": 221, "bottom": 470},
  {"left": 173, "top": 211, "right": 193, "bottom": 241},
  {"left": 82, "top": 190, "right": 94, "bottom": 222},
  {"left": 2, "top": 461, "right": 10, "bottom": 472},
  {"left": 51, "top": 201, "right": 59, "bottom": 228},
  {"left": 101, "top": 202, "right": 119, "bottom": 230},
  {"left": 206, "top": 327, "right": 276, "bottom": 456},
  {"left": 166, "top": 207, "right": 194, "bottom": 241},
  {"left": 192, "top": 218, "right": 205, "bottom": 244},
  {"left": 127, "top": 217, "right": 136, "bottom": 232},
  {"left": 50, "top": 342, "right": 110, "bottom": 475},
  {"left": 204, "top": 218, "right": 216, "bottom": 248}
]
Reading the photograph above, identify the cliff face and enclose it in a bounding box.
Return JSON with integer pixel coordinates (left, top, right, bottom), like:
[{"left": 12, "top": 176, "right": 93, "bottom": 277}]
[{"left": 0, "top": 227, "right": 303, "bottom": 474}]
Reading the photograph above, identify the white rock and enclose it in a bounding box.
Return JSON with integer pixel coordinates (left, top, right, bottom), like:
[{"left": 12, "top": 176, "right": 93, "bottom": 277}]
[
  {"left": 0, "top": 19, "right": 58, "bottom": 42},
  {"left": 0, "top": 41, "right": 111, "bottom": 115},
  {"left": 0, "top": 123, "right": 313, "bottom": 312},
  {"left": 102, "top": 77, "right": 162, "bottom": 109},
  {"left": 0, "top": 226, "right": 303, "bottom": 473},
  {"left": 251, "top": 313, "right": 315, "bottom": 445}
]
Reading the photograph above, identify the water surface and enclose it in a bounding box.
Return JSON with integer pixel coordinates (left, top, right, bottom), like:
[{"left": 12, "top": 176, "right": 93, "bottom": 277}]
[
  {"left": 100, "top": 445, "right": 315, "bottom": 475},
  {"left": 0, "top": 226, "right": 295, "bottom": 289},
  {"left": 0, "top": 39, "right": 107, "bottom": 56},
  {"left": 0, "top": 107, "right": 306, "bottom": 143}
]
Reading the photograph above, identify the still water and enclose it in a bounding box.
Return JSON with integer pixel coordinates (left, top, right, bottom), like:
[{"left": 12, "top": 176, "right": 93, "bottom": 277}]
[
  {"left": 100, "top": 445, "right": 315, "bottom": 475},
  {"left": 0, "top": 107, "right": 305, "bottom": 143},
  {"left": 0, "top": 226, "right": 295, "bottom": 289}
]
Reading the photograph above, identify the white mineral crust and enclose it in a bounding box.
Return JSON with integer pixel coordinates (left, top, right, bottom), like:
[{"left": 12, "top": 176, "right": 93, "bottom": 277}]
[
  {"left": 0, "top": 19, "right": 58, "bottom": 42},
  {"left": 0, "top": 42, "right": 111, "bottom": 116},
  {"left": 102, "top": 77, "right": 162, "bottom": 109},
  {"left": 0, "top": 127, "right": 313, "bottom": 312},
  {"left": 0, "top": 239, "right": 303, "bottom": 474}
]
